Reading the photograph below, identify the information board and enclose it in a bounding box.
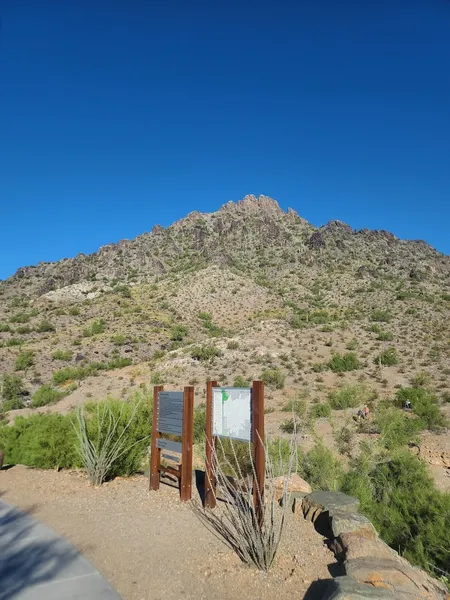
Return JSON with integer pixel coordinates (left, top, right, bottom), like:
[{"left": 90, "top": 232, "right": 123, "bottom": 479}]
[
  {"left": 212, "top": 387, "right": 251, "bottom": 442},
  {"left": 157, "top": 391, "right": 183, "bottom": 435}
]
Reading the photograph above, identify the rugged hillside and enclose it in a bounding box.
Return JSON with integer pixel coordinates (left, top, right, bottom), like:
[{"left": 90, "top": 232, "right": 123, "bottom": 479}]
[{"left": 1, "top": 194, "right": 449, "bottom": 486}]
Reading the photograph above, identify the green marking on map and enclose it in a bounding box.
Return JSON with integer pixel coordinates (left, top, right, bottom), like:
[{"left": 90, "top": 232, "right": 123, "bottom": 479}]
[{"left": 221, "top": 389, "right": 229, "bottom": 404}]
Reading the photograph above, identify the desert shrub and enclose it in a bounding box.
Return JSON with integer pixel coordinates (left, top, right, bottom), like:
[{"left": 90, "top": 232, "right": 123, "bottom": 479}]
[
  {"left": 9, "top": 312, "right": 30, "bottom": 324},
  {"left": 377, "top": 331, "right": 393, "bottom": 341},
  {"left": 291, "top": 313, "right": 307, "bottom": 329},
  {"left": 370, "top": 310, "right": 391, "bottom": 323},
  {"left": 52, "top": 349, "right": 73, "bottom": 361},
  {"left": 280, "top": 418, "right": 296, "bottom": 433},
  {"left": 1, "top": 397, "right": 25, "bottom": 411},
  {"left": 111, "top": 334, "right": 126, "bottom": 346},
  {"left": 227, "top": 340, "right": 239, "bottom": 350},
  {"left": 1, "top": 374, "right": 25, "bottom": 402},
  {"left": 15, "top": 351, "right": 34, "bottom": 371},
  {"left": 329, "top": 384, "right": 371, "bottom": 409},
  {"left": 302, "top": 442, "right": 343, "bottom": 491},
  {"left": 193, "top": 403, "right": 206, "bottom": 443},
  {"left": 374, "top": 347, "right": 398, "bottom": 366},
  {"left": 309, "top": 310, "right": 330, "bottom": 324},
  {"left": 150, "top": 372, "right": 166, "bottom": 385},
  {"left": 74, "top": 393, "right": 152, "bottom": 484},
  {"left": 309, "top": 402, "right": 332, "bottom": 418},
  {"left": 282, "top": 397, "right": 307, "bottom": 418},
  {"left": 31, "top": 385, "right": 65, "bottom": 408},
  {"left": 261, "top": 368, "right": 285, "bottom": 389},
  {"left": 6, "top": 338, "right": 22, "bottom": 347},
  {"left": 410, "top": 372, "right": 431, "bottom": 387},
  {"left": 52, "top": 366, "right": 84, "bottom": 385},
  {"left": 83, "top": 319, "right": 106, "bottom": 337},
  {"left": 191, "top": 345, "right": 222, "bottom": 362},
  {"left": 0, "top": 413, "right": 79, "bottom": 469},
  {"left": 346, "top": 338, "right": 358, "bottom": 350},
  {"left": 233, "top": 375, "right": 249, "bottom": 387},
  {"left": 342, "top": 449, "right": 450, "bottom": 576},
  {"left": 68, "top": 306, "right": 80, "bottom": 316},
  {"left": 0, "top": 323, "right": 11, "bottom": 332},
  {"left": 170, "top": 325, "right": 188, "bottom": 341},
  {"left": 329, "top": 352, "right": 360, "bottom": 373},
  {"left": 16, "top": 325, "right": 32, "bottom": 334},
  {"left": 395, "top": 388, "right": 448, "bottom": 432},
  {"left": 36, "top": 319, "right": 55, "bottom": 333},
  {"left": 114, "top": 284, "right": 131, "bottom": 298},
  {"left": 107, "top": 356, "right": 132, "bottom": 369},
  {"left": 375, "top": 407, "right": 422, "bottom": 450}
]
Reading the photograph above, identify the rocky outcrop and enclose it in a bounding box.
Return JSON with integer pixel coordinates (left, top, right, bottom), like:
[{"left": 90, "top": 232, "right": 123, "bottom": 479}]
[{"left": 301, "top": 491, "right": 449, "bottom": 600}]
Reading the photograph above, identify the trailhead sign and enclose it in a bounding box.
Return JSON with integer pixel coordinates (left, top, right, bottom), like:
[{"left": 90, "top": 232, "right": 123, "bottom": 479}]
[{"left": 212, "top": 387, "right": 251, "bottom": 442}]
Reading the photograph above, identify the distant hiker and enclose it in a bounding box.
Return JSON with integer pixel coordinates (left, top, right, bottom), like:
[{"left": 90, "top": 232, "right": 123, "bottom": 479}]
[
  {"left": 404, "top": 399, "right": 412, "bottom": 410},
  {"left": 363, "top": 405, "right": 369, "bottom": 418}
]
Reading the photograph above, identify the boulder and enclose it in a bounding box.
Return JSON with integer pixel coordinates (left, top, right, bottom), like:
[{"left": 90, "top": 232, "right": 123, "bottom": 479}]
[
  {"left": 331, "top": 509, "right": 377, "bottom": 539},
  {"left": 318, "top": 575, "right": 394, "bottom": 599},
  {"left": 272, "top": 473, "right": 312, "bottom": 502},
  {"left": 332, "top": 532, "right": 397, "bottom": 563},
  {"left": 303, "top": 491, "right": 360, "bottom": 523},
  {"left": 345, "top": 557, "right": 449, "bottom": 600}
]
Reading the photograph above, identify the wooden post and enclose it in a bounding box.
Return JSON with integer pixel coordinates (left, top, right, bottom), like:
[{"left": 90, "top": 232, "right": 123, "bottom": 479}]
[
  {"left": 180, "top": 386, "right": 194, "bottom": 501},
  {"left": 252, "top": 380, "right": 265, "bottom": 526},
  {"left": 150, "top": 385, "right": 164, "bottom": 491},
  {"left": 205, "top": 380, "right": 218, "bottom": 508}
]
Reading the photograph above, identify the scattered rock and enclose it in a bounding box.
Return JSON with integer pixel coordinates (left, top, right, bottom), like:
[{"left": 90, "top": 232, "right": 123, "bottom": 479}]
[{"left": 331, "top": 533, "right": 397, "bottom": 563}]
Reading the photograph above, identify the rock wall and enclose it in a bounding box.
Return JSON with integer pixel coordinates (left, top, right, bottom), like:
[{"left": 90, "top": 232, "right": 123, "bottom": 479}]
[{"left": 299, "top": 491, "right": 449, "bottom": 600}]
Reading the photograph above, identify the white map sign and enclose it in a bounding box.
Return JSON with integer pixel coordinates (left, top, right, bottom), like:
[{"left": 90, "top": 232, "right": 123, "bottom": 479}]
[{"left": 212, "top": 387, "right": 251, "bottom": 442}]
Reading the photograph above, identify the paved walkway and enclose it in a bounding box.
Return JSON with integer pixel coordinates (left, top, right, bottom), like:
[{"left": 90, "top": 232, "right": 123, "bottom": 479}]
[{"left": 0, "top": 499, "right": 122, "bottom": 600}]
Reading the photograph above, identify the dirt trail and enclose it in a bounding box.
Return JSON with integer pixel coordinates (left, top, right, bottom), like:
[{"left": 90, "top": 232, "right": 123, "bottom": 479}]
[{"left": 0, "top": 466, "right": 337, "bottom": 600}]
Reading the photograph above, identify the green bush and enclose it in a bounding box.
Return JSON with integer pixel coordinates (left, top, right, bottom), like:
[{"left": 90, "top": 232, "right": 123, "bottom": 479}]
[
  {"left": 107, "top": 356, "right": 132, "bottom": 369},
  {"left": 0, "top": 323, "right": 11, "bottom": 332},
  {"left": 395, "top": 388, "right": 448, "bottom": 432},
  {"left": 0, "top": 413, "right": 80, "bottom": 469},
  {"left": 309, "top": 402, "right": 332, "bottom": 418},
  {"left": 280, "top": 418, "right": 296, "bottom": 433},
  {"left": 9, "top": 312, "right": 30, "bottom": 324},
  {"left": 193, "top": 403, "right": 206, "bottom": 443},
  {"left": 31, "top": 385, "right": 65, "bottom": 408},
  {"left": 374, "top": 347, "right": 398, "bottom": 366},
  {"left": 1, "top": 374, "right": 25, "bottom": 401},
  {"left": 410, "top": 372, "right": 431, "bottom": 387},
  {"left": 302, "top": 442, "right": 343, "bottom": 491},
  {"left": 376, "top": 407, "right": 422, "bottom": 450},
  {"left": 377, "top": 331, "right": 394, "bottom": 341},
  {"left": 6, "top": 338, "right": 22, "bottom": 347},
  {"left": 83, "top": 319, "right": 106, "bottom": 337},
  {"left": 15, "top": 351, "right": 35, "bottom": 371},
  {"left": 170, "top": 325, "right": 188, "bottom": 341},
  {"left": 16, "top": 325, "right": 32, "bottom": 334},
  {"left": 329, "top": 352, "right": 360, "bottom": 373},
  {"left": 52, "top": 349, "right": 73, "bottom": 361},
  {"left": 227, "top": 340, "right": 239, "bottom": 350},
  {"left": 342, "top": 449, "right": 450, "bottom": 576},
  {"left": 329, "top": 384, "right": 371, "bottom": 409},
  {"left": 80, "top": 393, "right": 152, "bottom": 479},
  {"left": 111, "top": 334, "right": 126, "bottom": 346},
  {"left": 190, "top": 345, "right": 222, "bottom": 362},
  {"left": 233, "top": 375, "right": 249, "bottom": 387},
  {"left": 150, "top": 372, "right": 166, "bottom": 385},
  {"left": 36, "top": 320, "right": 55, "bottom": 333},
  {"left": 261, "top": 368, "right": 285, "bottom": 389},
  {"left": 370, "top": 310, "right": 391, "bottom": 323},
  {"left": 282, "top": 397, "right": 307, "bottom": 418},
  {"left": 68, "top": 306, "right": 80, "bottom": 316}
]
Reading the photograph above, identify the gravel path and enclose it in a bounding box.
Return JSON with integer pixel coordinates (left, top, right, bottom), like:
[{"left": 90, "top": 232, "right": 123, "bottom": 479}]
[{"left": 0, "top": 466, "right": 337, "bottom": 600}]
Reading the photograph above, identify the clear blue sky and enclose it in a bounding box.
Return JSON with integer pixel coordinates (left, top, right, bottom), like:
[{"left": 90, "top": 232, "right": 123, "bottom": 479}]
[{"left": 1, "top": 0, "right": 449, "bottom": 280}]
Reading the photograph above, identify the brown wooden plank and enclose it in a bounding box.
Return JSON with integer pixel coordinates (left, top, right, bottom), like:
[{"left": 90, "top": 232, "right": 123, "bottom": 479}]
[
  {"left": 251, "top": 380, "right": 265, "bottom": 526},
  {"left": 205, "top": 380, "right": 218, "bottom": 508},
  {"left": 149, "top": 385, "right": 164, "bottom": 491},
  {"left": 180, "top": 386, "right": 194, "bottom": 501}
]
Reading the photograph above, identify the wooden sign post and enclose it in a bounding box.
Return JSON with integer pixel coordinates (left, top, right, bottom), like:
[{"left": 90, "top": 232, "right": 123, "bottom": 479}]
[
  {"left": 204, "top": 380, "right": 265, "bottom": 522},
  {"left": 149, "top": 385, "right": 194, "bottom": 501}
]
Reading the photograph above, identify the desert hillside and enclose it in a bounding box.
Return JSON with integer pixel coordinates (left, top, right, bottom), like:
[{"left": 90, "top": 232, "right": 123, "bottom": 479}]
[{"left": 1, "top": 194, "right": 449, "bottom": 487}]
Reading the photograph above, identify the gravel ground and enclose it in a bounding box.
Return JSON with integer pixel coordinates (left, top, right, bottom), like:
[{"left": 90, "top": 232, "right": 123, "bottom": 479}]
[{"left": 0, "top": 466, "right": 337, "bottom": 600}]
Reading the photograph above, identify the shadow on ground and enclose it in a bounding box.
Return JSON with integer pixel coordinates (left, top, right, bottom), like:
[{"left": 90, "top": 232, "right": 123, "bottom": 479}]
[{"left": 0, "top": 502, "right": 78, "bottom": 600}]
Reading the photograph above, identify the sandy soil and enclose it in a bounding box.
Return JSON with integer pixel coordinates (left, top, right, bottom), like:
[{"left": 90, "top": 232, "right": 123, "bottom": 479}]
[{"left": 0, "top": 466, "right": 338, "bottom": 600}]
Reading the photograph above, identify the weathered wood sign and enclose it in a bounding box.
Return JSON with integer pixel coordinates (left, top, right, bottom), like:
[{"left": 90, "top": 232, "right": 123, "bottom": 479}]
[{"left": 149, "top": 386, "right": 194, "bottom": 501}]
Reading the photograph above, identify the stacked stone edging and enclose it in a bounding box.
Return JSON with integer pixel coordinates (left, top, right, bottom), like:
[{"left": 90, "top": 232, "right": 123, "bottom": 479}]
[{"left": 301, "top": 491, "right": 449, "bottom": 600}]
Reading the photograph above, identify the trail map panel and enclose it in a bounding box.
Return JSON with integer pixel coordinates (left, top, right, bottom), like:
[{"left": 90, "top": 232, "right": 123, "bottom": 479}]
[{"left": 212, "top": 387, "right": 251, "bottom": 442}]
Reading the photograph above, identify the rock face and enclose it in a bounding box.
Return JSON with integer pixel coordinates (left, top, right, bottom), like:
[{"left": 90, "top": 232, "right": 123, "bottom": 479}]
[{"left": 301, "top": 491, "right": 449, "bottom": 600}]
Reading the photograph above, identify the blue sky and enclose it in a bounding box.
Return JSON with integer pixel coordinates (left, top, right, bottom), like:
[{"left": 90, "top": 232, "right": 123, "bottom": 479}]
[{"left": 1, "top": 0, "right": 449, "bottom": 280}]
